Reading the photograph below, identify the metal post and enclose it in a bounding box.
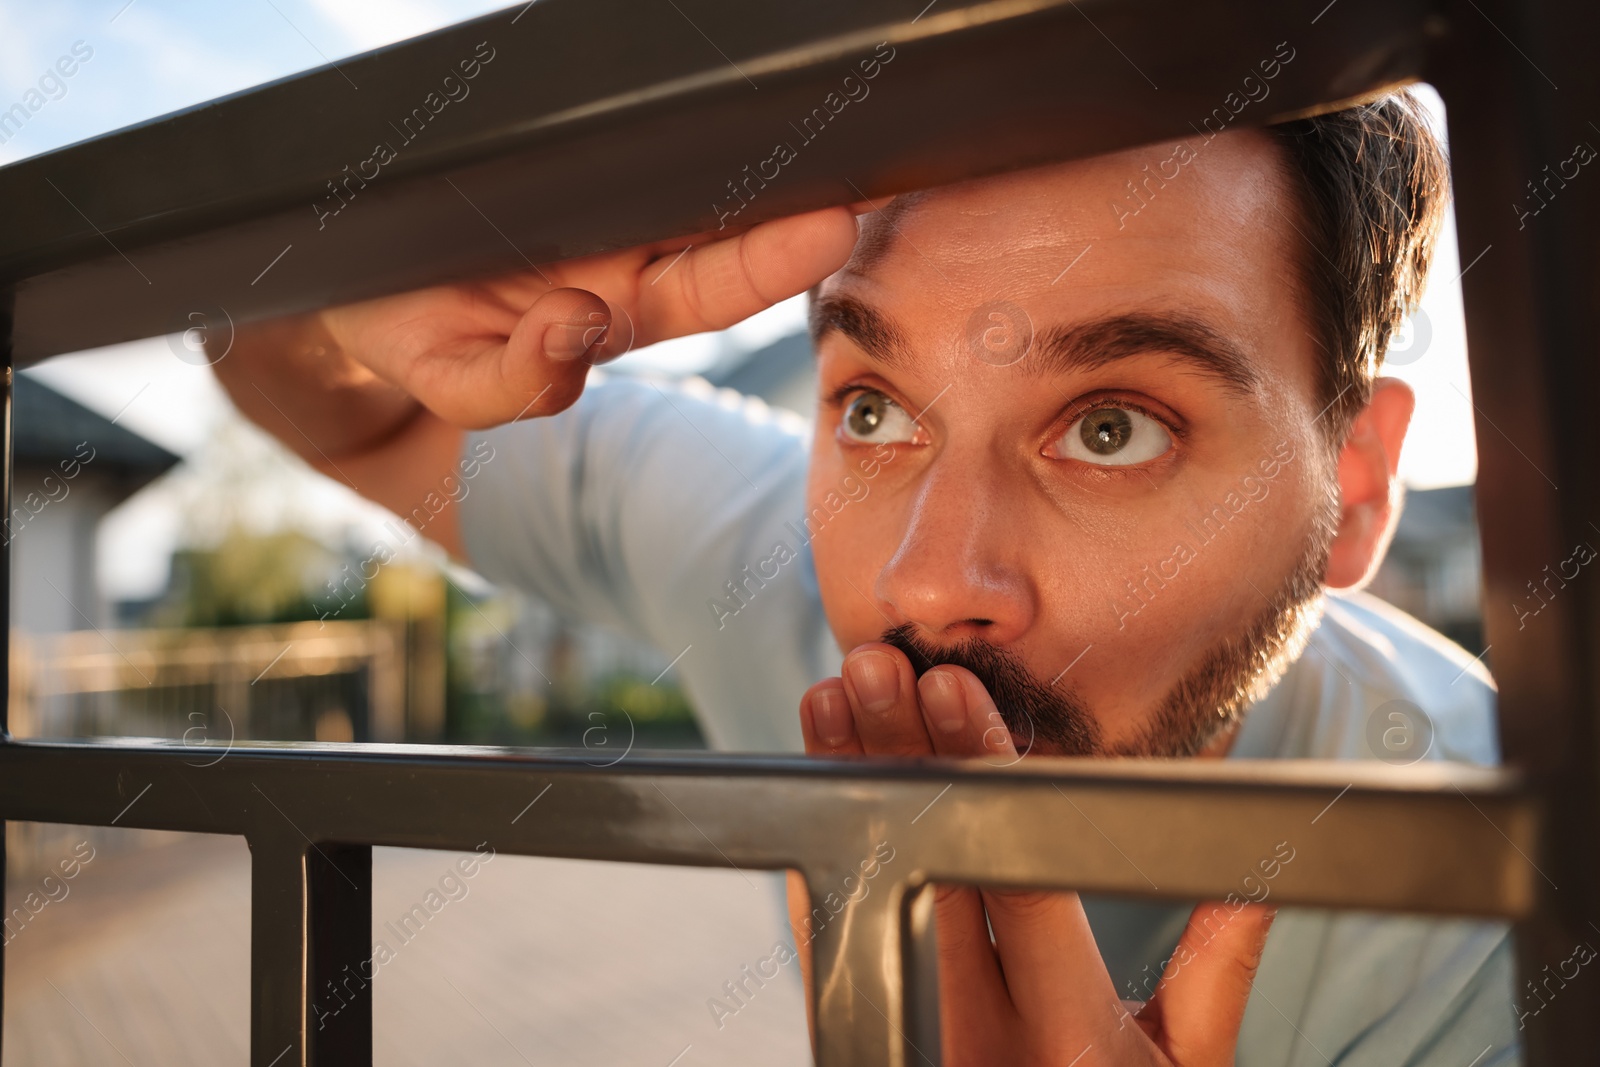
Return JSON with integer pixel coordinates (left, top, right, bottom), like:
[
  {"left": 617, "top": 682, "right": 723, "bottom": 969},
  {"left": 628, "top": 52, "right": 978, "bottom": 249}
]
[
  {"left": 1432, "top": 0, "right": 1600, "bottom": 1057},
  {"left": 251, "top": 834, "right": 310, "bottom": 1067},
  {"left": 307, "top": 844, "right": 373, "bottom": 1064},
  {"left": 806, "top": 865, "right": 931, "bottom": 1067},
  {"left": 250, "top": 834, "right": 372, "bottom": 1067},
  {"left": 900, "top": 884, "right": 942, "bottom": 1067},
  {"left": 0, "top": 284, "right": 13, "bottom": 1067}
]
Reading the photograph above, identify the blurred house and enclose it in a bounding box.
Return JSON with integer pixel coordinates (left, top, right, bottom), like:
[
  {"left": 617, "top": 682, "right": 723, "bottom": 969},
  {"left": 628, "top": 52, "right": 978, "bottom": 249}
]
[
  {"left": 704, "top": 328, "right": 815, "bottom": 417},
  {"left": 8, "top": 378, "right": 439, "bottom": 747},
  {"left": 10, "top": 373, "right": 179, "bottom": 635},
  {"left": 1367, "top": 485, "right": 1485, "bottom": 654}
]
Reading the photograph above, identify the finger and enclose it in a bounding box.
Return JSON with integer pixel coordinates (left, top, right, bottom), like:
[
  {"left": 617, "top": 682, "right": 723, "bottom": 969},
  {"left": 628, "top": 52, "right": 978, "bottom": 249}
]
[
  {"left": 841, "top": 643, "right": 934, "bottom": 757},
  {"left": 916, "top": 665, "right": 1020, "bottom": 763},
  {"left": 799, "top": 679, "right": 863, "bottom": 755},
  {"left": 794, "top": 676, "right": 864, "bottom": 1051},
  {"left": 913, "top": 667, "right": 1060, "bottom": 1056},
  {"left": 978, "top": 886, "right": 1135, "bottom": 1043},
  {"left": 528, "top": 285, "right": 626, "bottom": 363},
  {"left": 785, "top": 869, "right": 819, "bottom": 1051},
  {"left": 1145, "top": 902, "right": 1276, "bottom": 1066},
  {"left": 398, "top": 286, "right": 610, "bottom": 428},
  {"left": 634, "top": 206, "right": 857, "bottom": 344},
  {"left": 636, "top": 197, "right": 879, "bottom": 255},
  {"left": 930, "top": 883, "right": 1017, "bottom": 1063}
]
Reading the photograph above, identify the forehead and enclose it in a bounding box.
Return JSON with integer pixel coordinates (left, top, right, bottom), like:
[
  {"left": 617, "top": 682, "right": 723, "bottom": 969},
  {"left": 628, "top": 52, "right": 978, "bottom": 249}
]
[{"left": 825, "top": 129, "right": 1306, "bottom": 357}]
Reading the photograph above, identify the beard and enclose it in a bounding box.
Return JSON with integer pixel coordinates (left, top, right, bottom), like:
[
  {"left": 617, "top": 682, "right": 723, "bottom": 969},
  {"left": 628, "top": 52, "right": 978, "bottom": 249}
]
[{"left": 878, "top": 503, "right": 1338, "bottom": 758}]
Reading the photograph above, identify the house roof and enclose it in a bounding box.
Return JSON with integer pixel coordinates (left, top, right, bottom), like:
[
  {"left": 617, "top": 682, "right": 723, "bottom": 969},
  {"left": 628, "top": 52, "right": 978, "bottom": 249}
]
[{"left": 14, "top": 372, "right": 181, "bottom": 497}]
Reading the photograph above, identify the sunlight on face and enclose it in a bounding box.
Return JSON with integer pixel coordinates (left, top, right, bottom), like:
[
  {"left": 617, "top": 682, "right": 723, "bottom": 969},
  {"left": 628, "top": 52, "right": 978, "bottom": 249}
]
[{"left": 805, "top": 129, "right": 1343, "bottom": 756}]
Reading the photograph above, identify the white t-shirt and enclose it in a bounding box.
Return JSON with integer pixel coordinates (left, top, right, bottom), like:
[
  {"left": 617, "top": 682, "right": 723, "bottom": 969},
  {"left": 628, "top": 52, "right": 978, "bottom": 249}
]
[{"left": 460, "top": 372, "right": 1519, "bottom": 1066}]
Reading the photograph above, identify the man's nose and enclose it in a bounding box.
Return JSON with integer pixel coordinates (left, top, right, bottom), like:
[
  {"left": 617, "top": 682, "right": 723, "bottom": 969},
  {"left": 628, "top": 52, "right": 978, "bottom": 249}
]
[{"left": 872, "top": 454, "right": 1037, "bottom": 646}]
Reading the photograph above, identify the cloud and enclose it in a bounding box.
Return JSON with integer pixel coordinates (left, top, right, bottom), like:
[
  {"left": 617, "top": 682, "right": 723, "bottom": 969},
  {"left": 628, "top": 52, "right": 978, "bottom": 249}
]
[{"left": 297, "top": 0, "right": 511, "bottom": 54}]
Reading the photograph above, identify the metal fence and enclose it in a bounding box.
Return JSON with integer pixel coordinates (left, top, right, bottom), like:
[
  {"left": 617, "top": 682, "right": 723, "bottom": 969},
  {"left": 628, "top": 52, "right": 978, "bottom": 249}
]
[
  {"left": 10, "top": 619, "right": 406, "bottom": 744},
  {"left": 6, "top": 619, "right": 407, "bottom": 888},
  {"left": 0, "top": 1, "right": 1594, "bottom": 1064}
]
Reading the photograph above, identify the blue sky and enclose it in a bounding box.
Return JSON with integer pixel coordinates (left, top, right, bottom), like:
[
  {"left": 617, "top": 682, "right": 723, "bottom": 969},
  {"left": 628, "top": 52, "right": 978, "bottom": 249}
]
[
  {"left": 0, "top": 1, "right": 1480, "bottom": 596},
  {"left": 0, "top": 0, "right": 514, "bottom": 166}
]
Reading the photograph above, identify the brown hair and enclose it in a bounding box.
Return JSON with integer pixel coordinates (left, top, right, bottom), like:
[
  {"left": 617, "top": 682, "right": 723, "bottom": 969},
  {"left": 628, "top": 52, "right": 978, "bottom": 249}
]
[{"left": 1266, "top": 89, "right": 1452, "bottom": 439}]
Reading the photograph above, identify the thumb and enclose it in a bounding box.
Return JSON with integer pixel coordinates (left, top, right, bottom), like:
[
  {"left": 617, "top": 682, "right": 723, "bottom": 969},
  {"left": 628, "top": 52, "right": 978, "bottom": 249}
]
[
  {"left": 494, "top": 285, "right": 630, "bottom": 418},
  {"left": 410, "top": 286, "right": 622, "bottom": 428},
  {"left": 1144, "top": 901, "right": 1276, "bottom": 1066},
  {"left": 526, "top": 285, "right": 634, "bottom": 368}
]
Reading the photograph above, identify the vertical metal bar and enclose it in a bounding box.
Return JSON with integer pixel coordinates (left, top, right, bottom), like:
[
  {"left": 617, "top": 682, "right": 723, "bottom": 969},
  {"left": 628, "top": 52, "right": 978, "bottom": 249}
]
[
  {"left": 252, "top": 835, "right": 310, "bottom": 1067},
  {"left": 0, "top": 284, "right": 14, "bottom": 1065},
  {"left": 251, "top": 834, "right": 373, "bottom": 1067},
  {"left": 1431, "top": 0, "right": 1600, "bottom": 1060},
  {"left": 806, "top": 868, "right": 922, "bottom": 1067},
  {"left": 306, "top": 844, "right": 372, "bottom": 1064},
  {"left": 1, "top": 289, "right": 10, "bottom": 737},
  {"left": 901, "top": 884, "right": 942, "bottom": 1066}
]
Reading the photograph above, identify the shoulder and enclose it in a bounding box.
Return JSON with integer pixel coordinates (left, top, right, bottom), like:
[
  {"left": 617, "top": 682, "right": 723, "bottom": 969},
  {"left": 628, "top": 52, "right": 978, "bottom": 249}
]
[
  {"left": 1234, "top": 590, "right": 1499, "bottom": 764},
  {"left": 455, "top": 369, "right": 818, "bottom": 646},
  {"left": 1242, "top": 908, "right": 1518, "bottom": 1066},
  {"left": 468, "top": 372, "right": 829, "bottom": 752},
  {"left": 1315, "top": 590, "right": 1495, "bottom": 694},
  {"left": 467, "top": 370, "right": 811, "bottom": 463},
  {"left": 588, "top": 370, "right": 811, "bottom": 444},
  {"left": 461, "top": 370, "right": 813, "bottom": 556}
]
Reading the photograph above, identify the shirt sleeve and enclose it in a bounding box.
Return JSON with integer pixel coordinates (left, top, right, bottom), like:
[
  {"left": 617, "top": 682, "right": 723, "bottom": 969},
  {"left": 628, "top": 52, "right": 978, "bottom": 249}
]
[
  {"left": 456, "top": 370, "right": 813, "bottom": 648},
  {"left": 453, "top": 371, "right": 836, "bottom": 752}
]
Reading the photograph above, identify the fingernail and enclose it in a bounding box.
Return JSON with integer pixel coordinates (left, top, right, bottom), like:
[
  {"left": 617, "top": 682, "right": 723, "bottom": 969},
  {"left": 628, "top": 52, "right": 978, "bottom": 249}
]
[
  {"left": 846, "top": 651, "right": 899, "bottom": 713},
  {"left": 918, "top": 669, "right": 966, "bottom": 734},
  {"left": 812, "top": 687, "right": 854, "bottom": 746},
  {"left": 543, "top": 318, "right": 605, "bottom": 362}
]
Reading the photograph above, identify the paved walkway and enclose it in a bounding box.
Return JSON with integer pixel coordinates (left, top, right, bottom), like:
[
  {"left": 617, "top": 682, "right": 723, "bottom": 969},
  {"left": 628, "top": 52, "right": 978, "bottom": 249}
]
[{"left": 4, "top": 833, "right": 811, "bottom": 1065}]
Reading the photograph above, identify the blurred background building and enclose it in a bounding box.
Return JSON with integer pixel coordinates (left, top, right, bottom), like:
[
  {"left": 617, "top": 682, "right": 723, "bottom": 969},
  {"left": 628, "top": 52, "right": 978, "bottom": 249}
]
[{"left": 1366, "top": 485, "right": 1486, "bottom": 654}]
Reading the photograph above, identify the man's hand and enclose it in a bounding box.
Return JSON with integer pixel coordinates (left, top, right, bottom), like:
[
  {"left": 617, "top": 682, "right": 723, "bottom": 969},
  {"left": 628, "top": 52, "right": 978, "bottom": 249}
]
[
  {"left": 312, "top": 205, "right": 860, "bottom": 430},
  {"left": 791, "top": 643, "right": 1276, "bottom": 1066},
  {"left": 212, "top": 205, "right": 859, "bottom": 555}
]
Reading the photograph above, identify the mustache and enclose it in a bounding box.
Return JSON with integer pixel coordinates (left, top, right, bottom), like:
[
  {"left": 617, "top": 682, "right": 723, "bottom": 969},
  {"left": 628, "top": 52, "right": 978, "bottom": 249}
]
[
  {"left": 869, "top": 498, "right": 1337, "bottom": 759},
  {"left": 877, "top": 623, "right": 1103, "bottom": 755}
]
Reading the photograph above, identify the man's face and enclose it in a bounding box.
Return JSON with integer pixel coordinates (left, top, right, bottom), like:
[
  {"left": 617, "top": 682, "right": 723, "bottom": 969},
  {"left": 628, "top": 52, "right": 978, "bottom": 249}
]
[{"left": 805, "top": 129, "right": 1343, "bottom": 758}]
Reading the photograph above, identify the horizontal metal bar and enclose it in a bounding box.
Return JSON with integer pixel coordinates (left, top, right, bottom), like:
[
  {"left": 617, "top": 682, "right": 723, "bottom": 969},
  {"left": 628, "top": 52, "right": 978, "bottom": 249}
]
[
  {"left": 0, "top": 0, "right": 1436, "bottom": 363},
  {"left": 0, "top": 738, "right": 1537, "bottom": 919}
]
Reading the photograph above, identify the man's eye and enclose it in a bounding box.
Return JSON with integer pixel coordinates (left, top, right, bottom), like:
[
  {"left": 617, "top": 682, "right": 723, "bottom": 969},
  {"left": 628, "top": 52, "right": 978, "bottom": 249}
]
[
  {"left": 1051, "top": 406, "right": 1173, "bottom": 466},
  {"left": 840, "top": 389, "right": 918, "bottom": 444}
]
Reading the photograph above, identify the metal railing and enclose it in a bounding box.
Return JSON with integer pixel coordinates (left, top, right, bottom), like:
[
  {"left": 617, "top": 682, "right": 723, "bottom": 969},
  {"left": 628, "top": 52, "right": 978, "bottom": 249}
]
[
  {"left": 11, "top": 619, "right": 407, "bottom": 743},
  {"left": 0, "top": 0, "right": 1594, "bottom": 1063}
]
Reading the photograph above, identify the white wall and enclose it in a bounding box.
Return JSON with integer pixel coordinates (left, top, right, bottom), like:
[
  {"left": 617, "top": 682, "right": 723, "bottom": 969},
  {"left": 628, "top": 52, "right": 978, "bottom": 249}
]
[{"left": 10, "top": 467, "right": 114, "bottom": 634}]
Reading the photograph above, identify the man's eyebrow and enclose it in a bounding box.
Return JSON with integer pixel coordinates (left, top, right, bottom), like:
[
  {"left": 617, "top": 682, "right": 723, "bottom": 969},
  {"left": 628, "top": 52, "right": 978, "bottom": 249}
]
[
  {"left": 809, "top": 293, "right": 913, "bottom": 367},
  {"left": 811, "top": 294, "right": 1259, "bottom": 397},
  {"left": 1027, "top": 313, "right": 1260, "bottom": 396}
]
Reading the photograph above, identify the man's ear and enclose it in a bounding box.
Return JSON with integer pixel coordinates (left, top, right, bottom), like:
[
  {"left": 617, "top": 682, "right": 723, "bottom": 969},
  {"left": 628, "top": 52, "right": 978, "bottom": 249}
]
[{"left": 1324, "top": 377, "right": 1415, "bottom": 589}]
